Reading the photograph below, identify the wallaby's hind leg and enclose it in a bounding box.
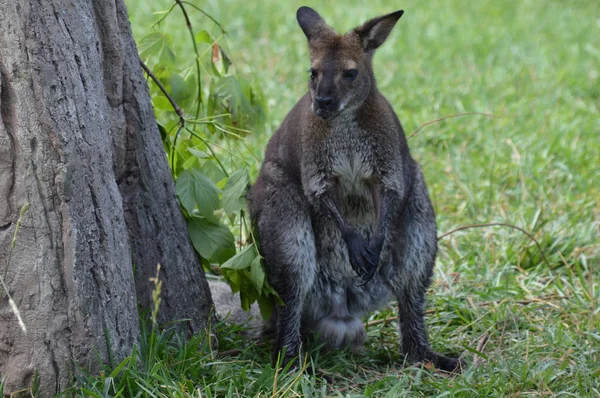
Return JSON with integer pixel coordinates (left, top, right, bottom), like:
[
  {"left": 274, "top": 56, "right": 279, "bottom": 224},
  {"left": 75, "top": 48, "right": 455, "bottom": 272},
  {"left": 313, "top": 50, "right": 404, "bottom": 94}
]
[
  {"left": 397, "top": 288, "right": 461, "bottom": 372},
  {"left": 394, "top": 170, "right": 462, "bottom": 373},
  {"left": 249, "top": 176, "right": 317, "bottom": 366}
]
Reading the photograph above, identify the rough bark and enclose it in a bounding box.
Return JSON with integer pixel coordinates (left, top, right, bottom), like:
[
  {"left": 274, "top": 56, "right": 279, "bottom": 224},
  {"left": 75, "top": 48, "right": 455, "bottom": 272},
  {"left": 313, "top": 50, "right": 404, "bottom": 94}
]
[{"left": 0, "top": 0, "right": 213, "bottom": 395}]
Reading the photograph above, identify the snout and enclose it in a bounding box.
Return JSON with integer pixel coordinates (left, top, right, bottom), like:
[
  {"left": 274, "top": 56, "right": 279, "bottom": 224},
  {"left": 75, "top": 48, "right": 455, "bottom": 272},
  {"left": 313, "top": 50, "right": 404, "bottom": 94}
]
[
  {"left": 313, "top": 96, "right": 339, "bottom": 119},
  {"left": 315, "top": 96, "right": 334, "bottom": 109}
]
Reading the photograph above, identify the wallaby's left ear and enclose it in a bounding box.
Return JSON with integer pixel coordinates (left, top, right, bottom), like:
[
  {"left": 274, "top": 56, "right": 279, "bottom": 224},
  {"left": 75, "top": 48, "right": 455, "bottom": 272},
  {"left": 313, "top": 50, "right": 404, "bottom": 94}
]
[{"left": 354, "top": 10, "right": 404, "bottom": 54}]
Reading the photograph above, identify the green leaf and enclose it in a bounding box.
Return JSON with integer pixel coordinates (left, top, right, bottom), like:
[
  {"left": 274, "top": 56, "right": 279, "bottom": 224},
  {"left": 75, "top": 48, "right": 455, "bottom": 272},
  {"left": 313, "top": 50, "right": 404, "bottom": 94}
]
[
  {"left": 250, "top": 255, "right": 265, "bottom": 292},
  {"left": 257, "top": 295, "right": 274, "bottom": 321},
  {"left": 214, "top": 76, "right": 250, "bottom": 114},
  {"left": 157, "top": 122, "right": 171, "bottom": 154},
  {"left": 157, "top": 122, "right": 168, "bottom": 142},
  {"left": 171, "top": 73, "right": 194, "bottom": 103},
  {"left": 108, "top": 357, "right": 131, "bottom": 378},
  {"left": 152, "top": 95, "right": 174, "bottom": 111},
  {"left": 223, "top": 269, "right": 242, "bottom": 293},
  {"left": 201, "top": 161, "right": 226, "bottom": 186},
  {"left": 195, "top": 30, "right": 212, "bottom": 44},
  {"left": 222, "top": 168, "right": 250, "bottom": 214},
  {"left": 220, "top": 47, "right": 232, "bottom": 74},
  {"left": 264, "top": 283, "right": 284, "bottom": 305},
  {"left": 139, "top": 32, "right": 175, "bottom": 68},
  {"left": 176, "top": 169, "right": 221, "bottom": 223},
  {"left": 213, "top": 76, "right": 264, "bottom": 130},
  {"left": 138, "top": 33, "right": 165, "bottom": 59},
  {"left": 214, "top": 76, "right": 242, "bottom": 109},
  {"left": 174, "top": 138, "right": 197, "bottom": 171},
  {"left": 159, "top": 44, "right": 176, "bottom": 67},
  {"left": 188, "top": 148, "right": 211, "bottom": 160},
  {"left": 187, "top": 216, "right": 235, "bottom": 263},
  {"left": 220, "top": 244, "right": 256, "bottom": 270},
  {"left": 181, "top": 152, "right": 199, "bottom": 170},
  {"left": 240, "top": 288, "right": 257, "bottom": 312}
]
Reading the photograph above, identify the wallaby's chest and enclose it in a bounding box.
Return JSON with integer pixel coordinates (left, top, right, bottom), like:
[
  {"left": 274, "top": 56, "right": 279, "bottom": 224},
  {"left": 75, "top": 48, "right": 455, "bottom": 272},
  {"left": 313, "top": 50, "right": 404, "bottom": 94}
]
[{"left": 325, "top": 125, "right": 376, "bottom": 199}]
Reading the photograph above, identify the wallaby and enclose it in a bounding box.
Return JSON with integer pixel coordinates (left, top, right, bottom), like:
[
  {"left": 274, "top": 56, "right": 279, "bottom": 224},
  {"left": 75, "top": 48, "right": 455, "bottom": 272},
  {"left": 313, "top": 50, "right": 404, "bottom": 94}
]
[{"left": 245, "top": 6, "right": 461, "bottom": 372}]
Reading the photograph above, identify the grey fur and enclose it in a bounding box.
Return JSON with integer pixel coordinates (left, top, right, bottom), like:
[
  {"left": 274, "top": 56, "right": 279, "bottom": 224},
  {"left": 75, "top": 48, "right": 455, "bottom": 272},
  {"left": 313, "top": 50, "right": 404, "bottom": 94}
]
[{"left": 245, "top": 7, "right": 461, "bottom": 372}]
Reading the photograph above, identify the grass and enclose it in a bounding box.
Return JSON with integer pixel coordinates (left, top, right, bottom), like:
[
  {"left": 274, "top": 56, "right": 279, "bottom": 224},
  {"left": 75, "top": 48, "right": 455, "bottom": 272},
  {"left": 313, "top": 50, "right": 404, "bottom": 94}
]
[{"left": 64, "top": 0, "right": 600, "bottom": 396}]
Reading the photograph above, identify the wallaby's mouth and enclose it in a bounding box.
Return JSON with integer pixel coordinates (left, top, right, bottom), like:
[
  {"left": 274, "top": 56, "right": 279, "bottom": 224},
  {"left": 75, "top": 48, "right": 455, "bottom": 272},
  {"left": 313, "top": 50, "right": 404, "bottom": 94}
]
[{"left": 312, "top": 101, "right": 341, "bottom": 120}]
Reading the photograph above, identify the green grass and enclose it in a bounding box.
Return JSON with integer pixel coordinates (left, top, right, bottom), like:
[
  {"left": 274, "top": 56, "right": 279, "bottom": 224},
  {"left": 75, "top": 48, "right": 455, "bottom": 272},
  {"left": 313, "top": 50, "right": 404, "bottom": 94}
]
[{"left": 65, "top": 0, "right": 600, "bottom": 396}]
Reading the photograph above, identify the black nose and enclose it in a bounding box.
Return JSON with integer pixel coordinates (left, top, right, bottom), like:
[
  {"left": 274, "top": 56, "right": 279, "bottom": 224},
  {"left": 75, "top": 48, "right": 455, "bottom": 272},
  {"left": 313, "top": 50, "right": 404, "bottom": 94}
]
[{"left": 315, "top": 96, "right": 334, "bottom": 109}]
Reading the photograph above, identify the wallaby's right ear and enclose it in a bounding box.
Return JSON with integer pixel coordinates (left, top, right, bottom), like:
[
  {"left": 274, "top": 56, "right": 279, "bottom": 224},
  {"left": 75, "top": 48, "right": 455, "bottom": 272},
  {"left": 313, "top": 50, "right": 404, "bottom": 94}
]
[{"left": 297, "top": 6, "right": 336, "bottom": 43}]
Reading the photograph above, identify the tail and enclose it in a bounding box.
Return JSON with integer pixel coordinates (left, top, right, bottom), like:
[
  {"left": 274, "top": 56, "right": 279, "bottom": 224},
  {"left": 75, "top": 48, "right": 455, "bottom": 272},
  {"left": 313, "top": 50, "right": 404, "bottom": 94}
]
[{"left": 208, "top": 280, "right": 263, "bottom": 338}]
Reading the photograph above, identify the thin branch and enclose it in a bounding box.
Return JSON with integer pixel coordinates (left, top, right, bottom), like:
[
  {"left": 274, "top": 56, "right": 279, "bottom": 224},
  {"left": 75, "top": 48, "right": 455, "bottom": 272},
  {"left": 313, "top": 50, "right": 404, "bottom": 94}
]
[
  {"left": 174, "top": 0, "right": 192, "bottom": 30},
  {"left": 212, "top": 123, "right": 261, "bottom": 162},
  {"left": 180, "top": 1, "right": 228, "bottom": 33},
  {"left": 185, "top": 127, "right": 230, "bottom": 177},
  {"left": 139, "top": 60, "right": 185, "bottom": 122},
  {"left": 174, "top": 0, "right": 203, "bottom": 118},
  {"left": 437, "top": 222, "right": 552, "bottom": 269},
  {"left": 151, "top": 3, "right": 177, "bottom": 28},
  {"left": 408, "top": 112, "right": 497, "bottom": 140},
  {"left": 171, "top": 124, "right": 185, "bottom": 172},
  {"left": 140, "top": 60, "right": 187, "bottom": 174}
]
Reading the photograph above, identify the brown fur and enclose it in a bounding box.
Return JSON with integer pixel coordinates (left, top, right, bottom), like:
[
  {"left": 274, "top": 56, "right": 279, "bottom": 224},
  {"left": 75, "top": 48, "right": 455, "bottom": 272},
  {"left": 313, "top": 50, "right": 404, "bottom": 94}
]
[{"left": 247, "top": 7, "right": 462, "bottom": 373}]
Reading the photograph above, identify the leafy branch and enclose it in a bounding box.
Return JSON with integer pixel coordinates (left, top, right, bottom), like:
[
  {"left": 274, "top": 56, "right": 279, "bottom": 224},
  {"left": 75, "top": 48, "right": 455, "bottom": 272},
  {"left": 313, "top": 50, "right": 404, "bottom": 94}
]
[{"left": 138, "top": 2, "right": 273, "bottom": 318}]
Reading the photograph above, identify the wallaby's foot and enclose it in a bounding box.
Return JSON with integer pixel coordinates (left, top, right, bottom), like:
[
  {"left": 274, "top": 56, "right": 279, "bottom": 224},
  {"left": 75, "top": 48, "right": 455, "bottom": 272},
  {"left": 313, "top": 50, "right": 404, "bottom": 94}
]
[
  {"left": 271, "top": 334, "right": 304, "bottom": 371},
  {"left": 273, "top": 350, "right": 305, "bottom": 372},
  {"left": 405, "top": 351, "right": 464, "bottom": 374},
  {"left": 409, "top": 350, "right": 464, "bottom": 374},
  {"left": 429, "top": 353, "right": 464, "bottom": 374}
]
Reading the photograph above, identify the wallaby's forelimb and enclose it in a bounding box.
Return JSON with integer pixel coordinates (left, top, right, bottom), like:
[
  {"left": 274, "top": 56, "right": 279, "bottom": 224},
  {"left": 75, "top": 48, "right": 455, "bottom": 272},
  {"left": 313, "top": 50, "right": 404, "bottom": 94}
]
[{"left": 320, "top": 193, "right": 379, "bottom": 282}]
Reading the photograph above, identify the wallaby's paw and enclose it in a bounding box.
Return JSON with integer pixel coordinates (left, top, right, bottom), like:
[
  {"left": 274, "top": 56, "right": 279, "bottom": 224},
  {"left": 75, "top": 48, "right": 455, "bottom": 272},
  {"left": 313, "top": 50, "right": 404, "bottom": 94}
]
[{"left": 344, "top": 230, "right": 379, "bottom": 282}]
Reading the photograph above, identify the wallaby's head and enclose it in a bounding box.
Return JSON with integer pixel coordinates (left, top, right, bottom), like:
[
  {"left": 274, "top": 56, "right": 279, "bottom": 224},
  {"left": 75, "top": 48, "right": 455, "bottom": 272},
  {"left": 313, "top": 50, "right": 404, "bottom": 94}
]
[{"left": 296, "top": 7, "right": 404, "bottom": 120}]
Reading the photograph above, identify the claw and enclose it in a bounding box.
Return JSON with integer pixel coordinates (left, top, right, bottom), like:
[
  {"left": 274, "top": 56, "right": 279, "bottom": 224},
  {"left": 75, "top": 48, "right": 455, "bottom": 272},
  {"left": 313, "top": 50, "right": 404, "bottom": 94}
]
[
  {"left": 354, "top": 262, "right": 377, "bottom": 286},
  {"left": 363, "top": 254, "right": 376, "bottom": 267},
  {"left": 350, "top": 261, "right": 365, "bottom": 277},
  {"left": 357, "top": 262, "right": 369, "bottom": 277}
]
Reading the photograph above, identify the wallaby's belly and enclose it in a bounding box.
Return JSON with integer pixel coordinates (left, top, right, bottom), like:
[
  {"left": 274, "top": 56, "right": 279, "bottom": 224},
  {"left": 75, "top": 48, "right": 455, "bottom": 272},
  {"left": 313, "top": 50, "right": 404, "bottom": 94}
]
[{"left": 302, "top": 148, "right": 395, "bottom": 327}]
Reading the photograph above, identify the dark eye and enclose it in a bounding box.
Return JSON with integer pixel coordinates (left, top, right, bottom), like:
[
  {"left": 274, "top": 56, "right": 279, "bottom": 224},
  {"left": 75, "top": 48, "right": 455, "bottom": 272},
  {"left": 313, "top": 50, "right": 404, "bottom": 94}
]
[
  {"left": 309, "top": 68, "right": 318, "bottom": 80},
  {"left": 343, "top": 69, "right": 358, "bottom": 81}
]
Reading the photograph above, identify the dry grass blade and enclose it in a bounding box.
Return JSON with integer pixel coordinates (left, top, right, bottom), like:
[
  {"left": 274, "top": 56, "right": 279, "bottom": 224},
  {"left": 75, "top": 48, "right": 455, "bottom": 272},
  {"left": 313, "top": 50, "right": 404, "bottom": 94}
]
[
  {"left": 473, "top": 333, "right": 491, "bottom": 366},
  {"left": 365, "top": 293, "right": 564, "bottom": 327},
  {"left": 438, "top": 222, "right": 553, "bottom": 269},
  {"left": 408, "top": 112, "right": 498, "bottom": 140}
]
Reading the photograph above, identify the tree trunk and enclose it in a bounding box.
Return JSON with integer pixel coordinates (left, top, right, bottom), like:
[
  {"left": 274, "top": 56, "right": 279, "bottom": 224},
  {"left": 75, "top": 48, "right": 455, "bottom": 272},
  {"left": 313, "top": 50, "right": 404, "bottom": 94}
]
[{"left": 0, "top": 0, "right": 213, "bottom": 395}]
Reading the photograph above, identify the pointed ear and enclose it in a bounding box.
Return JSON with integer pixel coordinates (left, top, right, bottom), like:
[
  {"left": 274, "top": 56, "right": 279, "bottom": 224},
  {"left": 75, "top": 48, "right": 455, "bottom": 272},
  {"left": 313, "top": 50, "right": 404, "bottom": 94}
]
[
  {"left": 354, "top": 10, "right": 404, "bottom": 54},
  {"left": 297, "top": 6, "right": 336, "bottom": 43}
]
